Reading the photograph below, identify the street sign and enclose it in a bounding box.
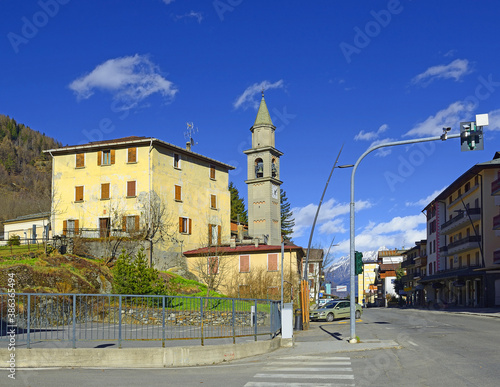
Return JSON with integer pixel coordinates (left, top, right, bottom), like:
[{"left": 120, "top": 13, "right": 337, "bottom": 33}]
[{"left": 336, "top": 285, "right": 347, "bottom": 292}]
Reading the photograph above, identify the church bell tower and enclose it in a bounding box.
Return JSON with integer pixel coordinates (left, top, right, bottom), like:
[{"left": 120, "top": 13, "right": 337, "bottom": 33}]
[{"left": 244, "top": 93, "right": 283, "bottom": 245}]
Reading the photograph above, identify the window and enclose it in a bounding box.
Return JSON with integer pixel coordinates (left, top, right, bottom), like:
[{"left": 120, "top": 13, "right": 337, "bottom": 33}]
[
  {"left": 210, "top": 194, "right": 217, "bottom": 209},
  {"left": 75, "top": 186, "right": 84, "bottom": 202},
  {"left": 255, "top": 158, "right": 263, "bottom": 178},
  {"left": 268, "top": 253, "right": 278, "bottom": 271},
  {"left": 475, "top": 198, "right": 479, "bottom": 208},
  {"left": 174, "top": 185, "right": 182, "bottom": 201},
  {"left": 122, "top": 215, "right": 139, "bottom": 233},
  {"left": 208, "top": 224, "right": 221, "bottom": 245},
  {"left": 127, "top": 147, "right": 137, "bottom": 163},
  {"left": 475, "top": 175, "right": 479, "bottom": 186},
  {"left": 127, "top": 181, "right": 136, "bottom": 197},
  {"left": 465, "top": 182, "right": 470, "bottom": 192},
  {"left": 467, "top": 254, "right": 471, "bottom": 267},
  {"left": 98, "top": 150, "right": 115, "bottom": 166},
  {"left": 475, "top": 252, "right": 480, "bottom": 266},
  {"left": 208, "top": 257, "right": 219, "bottom": 275},
  {"left": 449, "top": 196, "right": 452, "bottom": 205},
  {"left": 209, "top": 165, "right": 216, "bottom": 180},
  {"left": 309, "top": 263, "right": 315, "bottom": 275},
  {"left": 76, "top": 153, "right": 85, "bottom": 168},
  {"left": 271, "top": 158, "right": 277, "bottom": 178},
  {"left": 240, "top": 255, "right": 250, "bottom": 273},
  {"left": 101, "top": 183, "right": 110, "bottom": 200},
  {"left": 63, "top": 219, "right": 79, "bottom": 236},
  {"left": 429, "top": 262, "right": 432, "bottom": 275},
  {"left": 179, "top": 217, "right": 192, "bottom": 234},
  {"left": 173, "top": 153, "right": 181, "bottom": 168}
]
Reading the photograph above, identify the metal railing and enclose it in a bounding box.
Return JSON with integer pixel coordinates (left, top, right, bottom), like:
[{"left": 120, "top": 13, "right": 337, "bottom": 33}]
[{"left": 0, "top": 293, "right": 281, "bottom": 348}]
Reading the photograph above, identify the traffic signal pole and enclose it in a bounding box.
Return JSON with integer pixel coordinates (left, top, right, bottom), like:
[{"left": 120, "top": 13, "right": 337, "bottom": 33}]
[{"left": 348, "top": 131, "right": 461, "bottom": 343}]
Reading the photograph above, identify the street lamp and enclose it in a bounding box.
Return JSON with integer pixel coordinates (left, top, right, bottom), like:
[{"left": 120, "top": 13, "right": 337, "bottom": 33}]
[{"left": 347, "top": 119, "right": 488, "bottom": 343}]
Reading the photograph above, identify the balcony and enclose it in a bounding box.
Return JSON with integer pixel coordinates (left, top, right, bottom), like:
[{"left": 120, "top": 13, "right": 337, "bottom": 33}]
[
  {"left": 446, "top": 235, "right": 481, "bottom": 256},
  {"left": 414, "top": 256, "right": 427, "bottom": 268},
  {"left": 494, "top": 214, "right": 500, "bottom": 231},
  {"left": 440, "top": 208, "right": 481, "bottom": 235},
  {"left": 494, "top": 249, "right": 500, "bottom": 264},
  {"left": 401, "top": 257, "right": 415, "bottom": 268},
  {"left": 492, "top": 177, "right": 500, "bottom": 195}
]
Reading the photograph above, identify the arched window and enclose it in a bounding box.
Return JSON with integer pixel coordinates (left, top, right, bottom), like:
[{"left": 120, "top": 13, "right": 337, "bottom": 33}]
[
  {"left": 271, "top": 158, "right": 277, "bottom": 178},
  {"left": 255, "top": 158, "right": 263, "bottom": 178}
]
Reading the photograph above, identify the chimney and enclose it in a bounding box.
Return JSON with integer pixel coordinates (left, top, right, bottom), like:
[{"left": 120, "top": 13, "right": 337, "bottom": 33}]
[
  {"left": 237, "top": 224, "right": 244, "bottom": 241},
  {"left": 186, "top": 142, "right": 191, "bottom": 151}
]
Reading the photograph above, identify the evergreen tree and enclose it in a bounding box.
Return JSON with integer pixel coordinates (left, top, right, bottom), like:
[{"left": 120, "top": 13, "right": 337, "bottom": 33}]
[
  {"left": 280, "top": 189, "right": 295, "bottom": 242},
  {"left": 229, "top": 182, "right": 247, "bottom": 223},
  {"left": 112, "top": 248, "right": 166, "bottom": 295}
]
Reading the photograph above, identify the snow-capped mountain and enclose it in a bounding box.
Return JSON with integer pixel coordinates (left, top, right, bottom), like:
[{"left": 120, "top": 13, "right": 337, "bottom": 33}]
[{"left": 324, "top": 247, "right": 385, "bottom": 294}]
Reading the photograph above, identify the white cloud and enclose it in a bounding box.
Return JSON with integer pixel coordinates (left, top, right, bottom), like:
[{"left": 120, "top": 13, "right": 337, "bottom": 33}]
[
  {"left": 412, "top": 59, "right": 471, "bottom": 86},
  {"left": 486, "top": 108, "right": 500, "bottom": 131},
  {"left": 233, "top": 80, "right": 284, "bottom": 110},
  {"left": 291, "top": 198, "right": 372, "bottom": 238},
  {"left": 68, "top": 54, "right": 177, "bottom": 111},
  {"left": 335, "top": 214, "right": 427, "bottom": 254},
  {"left": 403, "top": 101, "right": 474, "bottom": 137},
  {"left": 405, "top": 187, "right": 446, "bottom": 207},
  {"left": 354, "top": 124, "right": 388, "bottom": 141},
  {"left": 174, "top": 11, "right": 203, "bottom": 23}
]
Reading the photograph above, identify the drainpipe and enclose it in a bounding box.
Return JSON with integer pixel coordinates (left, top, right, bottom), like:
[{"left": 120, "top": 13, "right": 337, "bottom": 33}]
[{"left": 148, "top": 139, "right": 153, "bottom": 266}]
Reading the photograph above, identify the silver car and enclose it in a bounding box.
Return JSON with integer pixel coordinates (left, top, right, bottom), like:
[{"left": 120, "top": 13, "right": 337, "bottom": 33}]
[{"left": 310, "top": 300, "right": 362, "bottom": 322}]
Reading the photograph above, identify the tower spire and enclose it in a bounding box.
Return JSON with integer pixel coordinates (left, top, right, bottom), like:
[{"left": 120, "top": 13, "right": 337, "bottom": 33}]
[{"left": 253, "top": 92, "right": 273, "bottom": 127}]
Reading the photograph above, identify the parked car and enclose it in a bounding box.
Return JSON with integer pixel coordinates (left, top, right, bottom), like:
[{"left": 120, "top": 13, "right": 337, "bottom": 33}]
[
  {"left": 315, "top": 298, "right": 333, "bottom": 309},
  {"left": 309, "top": 299, "right": 362, "bottom": 322}
]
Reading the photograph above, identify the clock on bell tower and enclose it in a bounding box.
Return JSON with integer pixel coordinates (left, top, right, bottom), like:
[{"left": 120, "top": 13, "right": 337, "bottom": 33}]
[{"left": 244, "top": 92, "right": 283, "bottom": 246}]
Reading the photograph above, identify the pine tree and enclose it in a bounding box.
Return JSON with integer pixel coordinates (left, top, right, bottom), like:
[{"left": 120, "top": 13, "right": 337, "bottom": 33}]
[
  {"left": 280, "top": 189, "right": 295, "bottom": 242},
  {"left": 229, "top": 182, "right": 247, "bottom": 224}
]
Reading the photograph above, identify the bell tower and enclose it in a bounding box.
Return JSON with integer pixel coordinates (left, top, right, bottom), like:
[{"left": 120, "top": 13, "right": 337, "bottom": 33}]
[{"left": 244, "top": 92, "right": 283, "bottom": 245}]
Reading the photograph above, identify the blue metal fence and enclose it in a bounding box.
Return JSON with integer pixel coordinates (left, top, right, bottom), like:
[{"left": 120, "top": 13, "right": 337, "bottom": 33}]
[{"left": 0, "top": 293, "right": 281, "bottom": 348}]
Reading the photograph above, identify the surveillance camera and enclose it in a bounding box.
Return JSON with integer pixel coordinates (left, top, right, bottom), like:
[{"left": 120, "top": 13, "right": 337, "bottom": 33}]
[{"left": 443, "top": 127, "right": 451, "bottom": 132}]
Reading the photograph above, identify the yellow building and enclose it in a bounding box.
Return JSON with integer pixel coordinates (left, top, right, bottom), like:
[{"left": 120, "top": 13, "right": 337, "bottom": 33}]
[
  {"left": 184, "top": 243, "right": 304, "bottom": 301},
  {"left": 44, "top": 136, "right": 234, "bottom": 269},
  {"left": 357, "top": 261, "right": 377, "bottom": 306}
]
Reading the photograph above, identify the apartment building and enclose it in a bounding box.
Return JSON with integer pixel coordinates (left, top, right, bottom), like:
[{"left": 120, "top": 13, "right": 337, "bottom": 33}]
[
  {"left": 420, "top": 153, "right": 500, "bottom": 307},
  {"left": 44, "top": 136, "right": 234, "bottom": 269}
]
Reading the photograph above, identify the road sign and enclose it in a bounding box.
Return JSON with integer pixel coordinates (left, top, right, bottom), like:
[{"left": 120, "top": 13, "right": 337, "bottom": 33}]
[{"left": 336, "top": 285, "right": 347, "bottom": 292}]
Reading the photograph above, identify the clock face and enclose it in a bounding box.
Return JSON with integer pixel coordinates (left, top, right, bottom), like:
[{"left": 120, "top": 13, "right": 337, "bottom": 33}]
[{"left": 272, "top": 185, "right": 279, "bottom": 199}]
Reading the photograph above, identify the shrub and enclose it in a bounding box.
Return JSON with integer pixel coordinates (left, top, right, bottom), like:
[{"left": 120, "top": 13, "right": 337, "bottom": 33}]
[{"left": 7, "top": 235, "right": 21, "bottom": 246}]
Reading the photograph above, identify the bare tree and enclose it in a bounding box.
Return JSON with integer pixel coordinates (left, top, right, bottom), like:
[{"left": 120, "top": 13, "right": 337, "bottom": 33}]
[{"left": 138, "top": 190, "right": 175, "bottom": 267}]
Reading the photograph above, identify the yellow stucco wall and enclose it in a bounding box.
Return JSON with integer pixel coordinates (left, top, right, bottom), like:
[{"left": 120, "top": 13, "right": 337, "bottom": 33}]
[
  {"left": 185, "top": 247, "right": 302, "bottom": 299},
  {"left": 50, "top": 140, "right": 232, "bottom": 264},
  {"left": 357, "top": 263, "right": 377, "bottom": 304}
]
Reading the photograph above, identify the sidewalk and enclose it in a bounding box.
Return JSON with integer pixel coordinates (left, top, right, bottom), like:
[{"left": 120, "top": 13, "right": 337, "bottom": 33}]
[{"left": 402, "top": 305, "right": 500, "bottom": 318}]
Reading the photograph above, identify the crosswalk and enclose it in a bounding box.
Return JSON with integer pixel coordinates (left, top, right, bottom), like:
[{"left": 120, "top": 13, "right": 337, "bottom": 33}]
[{"left": 244, "top": 355, "right": 355, "bottom": 387}]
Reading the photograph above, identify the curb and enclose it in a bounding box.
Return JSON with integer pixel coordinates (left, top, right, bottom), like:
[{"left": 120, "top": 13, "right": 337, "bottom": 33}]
[{"left": 0, "top": 336, "right": 288, "bottom": 369}]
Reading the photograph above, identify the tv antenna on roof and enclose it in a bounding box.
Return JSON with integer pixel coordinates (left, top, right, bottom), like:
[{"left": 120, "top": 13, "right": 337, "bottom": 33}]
[{"left": 184, "top": 122, "right": 198, "bottom": 148}]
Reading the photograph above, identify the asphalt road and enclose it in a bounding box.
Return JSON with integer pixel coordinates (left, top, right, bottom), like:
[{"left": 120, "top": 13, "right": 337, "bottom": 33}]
[{"left": 2, "top": 307, "right": 500, "bottom": 387}]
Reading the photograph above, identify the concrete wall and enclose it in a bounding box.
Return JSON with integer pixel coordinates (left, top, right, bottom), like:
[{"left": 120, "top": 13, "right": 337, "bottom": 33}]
[{"left": 0, "top": 337, "right": 287, "bottom": 368}]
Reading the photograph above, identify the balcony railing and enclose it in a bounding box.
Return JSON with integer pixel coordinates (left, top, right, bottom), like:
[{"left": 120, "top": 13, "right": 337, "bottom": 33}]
[
  {"left": 492, "top": 177, "right": 500, "bottom": 195},
  {"left": 441, "top": 208, "right": 481, "bottom": 234},
  {"left": 494, "top": 214, "right": 500, "bottom": 230}
]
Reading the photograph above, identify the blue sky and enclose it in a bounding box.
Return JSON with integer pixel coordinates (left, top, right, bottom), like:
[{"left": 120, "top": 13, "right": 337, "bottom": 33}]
[{"left": 2, "top": 0, "right": 500, "bottom": 262}]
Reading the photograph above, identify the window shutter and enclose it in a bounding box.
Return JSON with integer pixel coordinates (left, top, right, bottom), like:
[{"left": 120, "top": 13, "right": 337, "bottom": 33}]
[
  {"left": 101, "top": 183, "right": 110, "bottom": 199},
  {"left": 97, "top": 151, "right": 102, "bottom": 166},
  {"left": 63, "top": 220, "right": 67, "bottom": 236},
  {"left": 217, "top": 225, "right": 221, "bottom": 245},
  {"left": 135, "top": 215, "right": 140, "bottom": 231},
  {"left": 188, "top": 218, "right": 192, "bottom": 234},
  {"left": 175, "top": 185, "right": 181, "bottom": 201},
  {"left": 75, "top": 186, "right": 84, "bottom": 202},
  {"left": 76, "top": 153, "right": 84, "bottom": 168},
  {"left": 128, "top": 147, "right": 136, "bottom": 163},
  {"left": 110, "top": 149, "right": 115, "bottom": 164},
  {"left": 211, "top": 194, "right": 216, "bottom": 209},
  {"left": 179, "top": 217, "right": 183, "bottom": 233},
  {"left": 268, "top": 254, "right": 278, "bottom": 271},
  {"left": 127, "top": 181, "right": 136, "bottom": 197},
  {"left": 122, "top": 216, "right": 127, "bottom": 232},
  {"left": 74, "top": 220, "right": 79, "bottom": 235},
  {"left": 208, "top": 224, "right": 212, "bottom": 244},
  {"left": 240, "top": 255, "right": 250, "bottom": 273},
  {"left": 210, "top": 165, "right": 215, "bottom": 179}
]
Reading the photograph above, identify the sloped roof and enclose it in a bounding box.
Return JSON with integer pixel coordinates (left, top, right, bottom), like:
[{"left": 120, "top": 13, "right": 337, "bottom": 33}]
[
  {"left": 253, "top": 94, "right": 274, "bottom": 127},
  {"left": 184, "top": 243, "right": 304, "bottom": 256}
]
